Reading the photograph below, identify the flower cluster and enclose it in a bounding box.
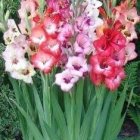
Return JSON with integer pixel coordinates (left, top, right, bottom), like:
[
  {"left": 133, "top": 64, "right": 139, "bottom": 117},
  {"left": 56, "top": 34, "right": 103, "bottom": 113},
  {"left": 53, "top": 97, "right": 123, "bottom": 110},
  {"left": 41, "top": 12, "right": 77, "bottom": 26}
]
[
  {"left": 2, "top": 0, "right": 139, "bottom": 91},
  {"left": 90, "top": 23, "right": 126, "bottom": 90},
  {"left": 90, "top": 0, "right": 139, "bottom": 90},
  {"left": 3, "top": 20, "right": 35, "bottom": 83}
]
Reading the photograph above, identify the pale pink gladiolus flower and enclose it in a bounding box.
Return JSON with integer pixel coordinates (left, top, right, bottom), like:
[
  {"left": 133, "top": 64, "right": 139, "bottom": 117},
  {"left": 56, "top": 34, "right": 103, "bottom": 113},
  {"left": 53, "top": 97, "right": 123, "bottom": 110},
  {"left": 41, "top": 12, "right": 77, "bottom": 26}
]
[
  {"left": 55, "top": 69, "right": 79, "bottom": 92},
  {"left": 75, "top": 16, "right": 95, "bottom": 33},
  {"left": 3, "top": 45, "right": 27, "bottom": 72},
  {"left": 66, "top": 56, "right": 89, "bottom": 77},
  {"left": 121, "top": 23, "right": 138, "bottom": 42},
  {"left": 18, "top": 19, "right": 36, "bottom": 34},
  {"left": 125, "top": 43, "right": 137, "bottom": 64},
  {"left": 18, "top": 0, "right": 37, "bottom": 19},
  {"left": 74, "top": 34, "right": 92, "bottom": 55},
  {"left": 87, "top": 0, "right": 102, "bottom": 8},
  {"left": 124, "top": 8, "right": 140, "bottom": 25},
  {"left": 58, "top": 24, "right": 73, "bottom": 41}
]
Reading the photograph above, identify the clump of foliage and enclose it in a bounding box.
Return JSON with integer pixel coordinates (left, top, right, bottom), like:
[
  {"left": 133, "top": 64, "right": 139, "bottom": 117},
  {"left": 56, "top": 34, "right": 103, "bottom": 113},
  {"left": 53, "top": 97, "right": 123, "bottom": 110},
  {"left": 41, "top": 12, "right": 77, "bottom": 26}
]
[
  {"left": 0, "top": 0, "right": 20, "bottom": 139},
  {"left": 122, "top": 59, "right": 140, "bottom": 134},
  {"left": 0, "top": 85, "right": 19, "bottom": 139},
  {"left": 3, "top": 0, "right": 20, "bottom": 15},
  {"left": 0, "top": 44, "right": 19, "bottom": 139}
]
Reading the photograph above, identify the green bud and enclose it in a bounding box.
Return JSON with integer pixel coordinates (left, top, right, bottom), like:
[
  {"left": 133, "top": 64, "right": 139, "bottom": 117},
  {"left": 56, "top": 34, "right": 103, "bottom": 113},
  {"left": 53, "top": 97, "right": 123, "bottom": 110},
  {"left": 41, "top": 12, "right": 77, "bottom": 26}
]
[{"left": 5, "top": 10, "right": 10, "bottom": 22}]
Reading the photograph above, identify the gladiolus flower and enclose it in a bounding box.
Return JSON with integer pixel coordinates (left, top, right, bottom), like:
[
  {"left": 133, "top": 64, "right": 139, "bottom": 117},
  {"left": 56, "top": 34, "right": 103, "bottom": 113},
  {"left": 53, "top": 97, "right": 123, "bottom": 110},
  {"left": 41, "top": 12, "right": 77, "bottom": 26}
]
[
  {"left": 10, "top": 63, "right": 35, "bottom": 83},
  {"left": 74, "top": 34, "right": 92, "bottom": 55},
  {"left": 39, "top": 39, "right": 61, "bottom": 57},
  {"left": 90, "top": 54, "right": 113, "bottom": 77},
  {"left": 43, "top": 17, "right": 58, "bottom": 38},
  {"left": 31, "top": 50, "right": 57, "bottom": 73},
  {"left": 58, "top": 24, "right": 73, "bottom": 41},
  {"left": 66, "top": 56, "right": 88, "bottom": 77},
  {"left": 31, "top": 25, "right": 47, "bottom": 45},
  {"left": 55, "top": 69, "right": 79, "bottom": 92},
  {"left": 125, "top": 43, "right": 137, "bottom": 64},
  {"left": 105, "top": 68, "right": 125, "bottom": 90}
]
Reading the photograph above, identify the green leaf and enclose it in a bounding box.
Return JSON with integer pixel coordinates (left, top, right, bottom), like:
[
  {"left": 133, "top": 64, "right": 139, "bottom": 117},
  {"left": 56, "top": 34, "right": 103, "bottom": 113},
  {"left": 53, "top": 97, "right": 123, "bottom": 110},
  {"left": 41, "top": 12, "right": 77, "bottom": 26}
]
[
  {"left": 79, "top": 96, "right": 96, "bottom": 140},
  {"left": 93, "top": 93, "right": 112, "bottom": 140},
  {"left": 51, "top": 87, "right": 68, "bottom": 140},
  {"left": 32, "top": 85, "right": 49, "bottom": 139},
  {"left": 103, "top": 83, "right": 128, "bottom": 140},
  {"left": 74, "top": 80, "right": 84, "bottom": 140},
  {"left": 11, "top": 99, "right": 44, "bottom": 140}
]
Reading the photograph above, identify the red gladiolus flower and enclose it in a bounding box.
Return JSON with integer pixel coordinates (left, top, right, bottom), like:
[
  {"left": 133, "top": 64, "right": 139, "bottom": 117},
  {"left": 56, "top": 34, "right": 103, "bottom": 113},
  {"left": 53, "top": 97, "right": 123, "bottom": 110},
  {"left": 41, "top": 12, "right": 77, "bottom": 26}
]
[{"left": 93, "top": 28, "right": 126, "bottom": 56}]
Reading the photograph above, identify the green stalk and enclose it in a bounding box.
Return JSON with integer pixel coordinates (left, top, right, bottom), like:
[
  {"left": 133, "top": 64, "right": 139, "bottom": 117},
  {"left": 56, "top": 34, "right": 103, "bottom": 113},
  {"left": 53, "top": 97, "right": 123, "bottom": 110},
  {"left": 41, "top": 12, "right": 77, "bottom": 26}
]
[
  {"left": 70, "top": 92, "right": 75, "bottom": 140},
  {"left": 64, "top": 93, "right": 71, "bottom": 139},
  {"left": 112, "top": 0, "right": 117, "bottom": 7},
  {"left": 94, "top": 92, "right": 113, "bottom": 140},
  {"left": 74, "top": 80, "right": 84, "bottom": 140},
  {"left": 38, "top": 0, "right": 45, "bottom": 16},
  {"left": 41, "top": 73, "right": 52, "bottom": 139}
]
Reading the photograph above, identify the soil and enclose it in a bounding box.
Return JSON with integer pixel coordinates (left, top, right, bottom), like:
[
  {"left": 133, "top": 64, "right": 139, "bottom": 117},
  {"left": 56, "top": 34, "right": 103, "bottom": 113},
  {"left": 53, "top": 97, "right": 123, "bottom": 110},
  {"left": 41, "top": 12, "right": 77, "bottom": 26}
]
[{"left": 119, "top": 118, "right": 140, "bottom": 137}]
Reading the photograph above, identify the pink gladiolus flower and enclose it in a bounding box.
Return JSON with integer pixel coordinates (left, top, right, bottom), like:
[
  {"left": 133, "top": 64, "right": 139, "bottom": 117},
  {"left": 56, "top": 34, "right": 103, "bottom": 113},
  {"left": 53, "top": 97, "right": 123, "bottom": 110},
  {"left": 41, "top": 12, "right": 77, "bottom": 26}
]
[
  {"left": 90, "top": 24, "right": 127, "bottom": 90},
  {"left": 105, "top": 68, "right": 125, "bottom": 90},
  {"left": 39, "top": 39, "right": 61, "bottom": 57},
  {"left": 58, "top": 24, "right": 73, "bottom": 41},
  {"left": 46, "top": 0, "right": 71, "bottom": 19},
  {"left": 75, "top": 16, "right": 94, "bottom": 33},
  {"left": 116, "top": 7, "right": 139, "bottom": 25},
  {"left": 31, "top": 50, "right": 56, "bottom": 73},
  {"left": 43, "top": 17, "right": 58, "bottom": 37},
  {"left": 108, "top": 49, "right": 125, "bottom": 67},
  {"left": 74, "top": 34, "right": 92, "bottom": 55},
  {"left": 66, "top": 56, "right": 88, "bottom": 77},
  {"left": 55, "top": 69, "right": 79, "bottom": 92},
  {"left": 90, "top": 54, "right": 113, "bottom": 77},
  {"left": 31, "top": 25, "right": 47, "bottom": 45}
]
